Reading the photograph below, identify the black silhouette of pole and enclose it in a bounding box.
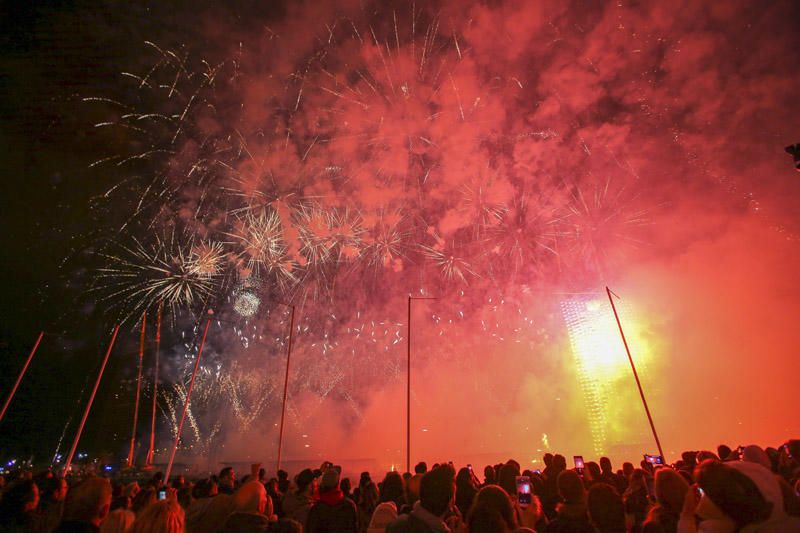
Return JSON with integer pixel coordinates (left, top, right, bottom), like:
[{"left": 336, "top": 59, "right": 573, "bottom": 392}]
[
  {"left": 606, "top": 287, "right": 665, "bottom": 460},
  {"left": 276, "top": 304, "right": 296, "bottom": 473},
  {"left": 407, "top": 296, "right": 436, "bottom": 473},
  {"left": 0, "top": 331, "right": 45, "bottom": 425}
]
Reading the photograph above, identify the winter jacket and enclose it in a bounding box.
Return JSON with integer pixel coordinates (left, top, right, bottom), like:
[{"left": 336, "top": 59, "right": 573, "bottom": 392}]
[{"left": 306, "top": 489, "right": 359, "bottom": 533}]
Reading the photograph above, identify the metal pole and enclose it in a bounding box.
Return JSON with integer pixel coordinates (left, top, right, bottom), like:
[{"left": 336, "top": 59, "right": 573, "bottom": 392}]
[
  {"left": 64, "top": 325, "right": 120, "bottom": 473},
  {"left": 127, "top": 311, "right": 147, "bottom": 467},
  {"left": 606, "top": 287, "right": 665, "bottom": 460},
  {"left": 276, "top": 305, "right": 296, "bottom": 473},
  {"left": 145, "top": 303, "right": 162, "bottom": 468},
  {"left": 0, "top": 331, "right": 44, "bottom": 425},
  {"left": 406, "top": 296, "right": 436, "bottom": 473},
  {"left": 407, "top": 297, "right": 412, "bottom": 473},
  {"left": 165, "top": 315, "right": 212, "bottom": 483}
]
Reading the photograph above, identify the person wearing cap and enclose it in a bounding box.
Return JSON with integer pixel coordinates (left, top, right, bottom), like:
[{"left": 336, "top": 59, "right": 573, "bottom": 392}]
[
  {"left": 306, "top": 466, "right": 358, "bottom": 533},
  {"left": 283, "top": 468, "right": 317, "bottom": 527}
]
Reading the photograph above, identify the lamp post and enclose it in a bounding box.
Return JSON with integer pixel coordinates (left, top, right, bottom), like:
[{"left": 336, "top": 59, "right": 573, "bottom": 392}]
[
  {"left": 406, "top": 296, "right": 436, "bottom": 473},
  {"left": 276, "top": 304, "right": 296, "bottom": 473}
]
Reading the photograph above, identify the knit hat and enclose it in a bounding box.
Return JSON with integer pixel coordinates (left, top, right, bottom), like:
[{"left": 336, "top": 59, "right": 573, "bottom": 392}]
[{"left": 320, "top": 467, "right": 341, "bottom": 491}]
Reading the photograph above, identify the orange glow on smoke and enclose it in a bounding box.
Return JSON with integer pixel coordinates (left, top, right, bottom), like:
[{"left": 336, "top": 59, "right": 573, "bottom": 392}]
[{"left": 562, "top": 296, "right": 652, "bottom": 456}]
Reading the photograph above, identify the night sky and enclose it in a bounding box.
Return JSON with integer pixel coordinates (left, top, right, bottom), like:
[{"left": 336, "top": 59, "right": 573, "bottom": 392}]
[{"left": 1, "top": 0, "right": 799, "bottom": 470}]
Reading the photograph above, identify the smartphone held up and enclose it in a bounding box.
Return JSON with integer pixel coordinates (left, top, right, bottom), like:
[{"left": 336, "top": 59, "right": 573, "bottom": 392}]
[{"left": 516, "top": 476, "right": 532, "bottom": 507}]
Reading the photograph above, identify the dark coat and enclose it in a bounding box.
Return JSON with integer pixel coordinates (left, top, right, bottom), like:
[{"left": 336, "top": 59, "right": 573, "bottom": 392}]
[{"left": 306, "top": 491, "right": 359, "bottom": 533}]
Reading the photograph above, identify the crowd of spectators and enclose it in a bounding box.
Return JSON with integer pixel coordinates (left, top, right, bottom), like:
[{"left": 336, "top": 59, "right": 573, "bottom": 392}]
[{"left": 0, "top": 440, "right": 798, "bottom": 533}]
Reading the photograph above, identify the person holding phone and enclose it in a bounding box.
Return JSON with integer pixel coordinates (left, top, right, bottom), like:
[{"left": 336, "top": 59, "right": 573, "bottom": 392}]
[{"left": 466, "top": 484, "right": 537, "bottom": 532}]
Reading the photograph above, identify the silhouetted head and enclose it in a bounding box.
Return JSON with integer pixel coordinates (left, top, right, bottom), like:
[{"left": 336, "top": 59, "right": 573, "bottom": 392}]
[
  {"left": 653, "top": 468, "right": 689, "bottom": 513},
  {"left": 380, "top": 471, "right": 405, "bottom": 505},
  {"left": 622, "top": 462, "right": 634, "bottom": 479},
  {"left": 717, "top": 444, "right": 732, "bottom": 461},
  {"left": 0, "top": 479, "right": 39, "bottom": 521},
  {"left": 557, "top": 470, "right": 585, "bottom": 505},
  {"left": 295, "top": 469, "right": 315, "bottom": 494},
  {"left": 63, "top": 477, "right": 113, "bottom": 527},
  {"left": 587, "top": 483, "right": 624, "bottom": 532},
  {"left": 130, "top": 499, "right": 184, "bottom": 533},
  {"left": 419, "top": 466, "right": 456, "bottom": 517},
  {"left": 483, "top": 465, "right": 496, "bottom": 484},
  {"left": 467, "top": 485, "right": 517, "bottom": 532},
  {"left": 497, "top": 462, "right": 520, "bottom": 496},
  {"left": 586, "top": 462, "right": 602, "bottom": 482}
]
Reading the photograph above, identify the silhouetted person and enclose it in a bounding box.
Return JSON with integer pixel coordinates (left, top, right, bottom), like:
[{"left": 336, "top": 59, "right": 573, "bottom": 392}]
[
  {"left": 588, "top": 483, "right": 625, "bottom": 533},
  {"left": 55, "top": 477, "right": 112, "bottom": 533},
  {"left": 623, "top": 469, "right": 651, "bottom": 533},
  {"left": 306, "top": 467, "right": 358, "bottom": 533},
  {"left": 218, "top": 467, "right": 236, "bottom": 495},
  {"left": 455, "top": 468, "right": 478, "bottom": 518},
  {"left": 0, "top": 479, "right": 40, "bottom": 532},
  {"left": 545, "top": 470, "right": 593, "bottom": 533},
  {"left": 386, "top": 466, "right": 458, "bottom": 533},
  {"left": 283, "top": 469, "right": 316, "bottom": 527}
]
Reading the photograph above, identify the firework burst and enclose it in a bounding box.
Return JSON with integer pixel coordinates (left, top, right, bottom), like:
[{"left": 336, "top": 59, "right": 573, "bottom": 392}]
[
  {"left": 232, "top": 208, "right": 299, "bottom": 291},
  {"left": 564, "top": 178, "right": 650, "bottom": 273},
  {"left": 485, "top": 194, "right": 563, "bottom": 277},
  {"left": 363, "top": 210, "right": 411, "bottom": 271},
  {"left": 420, "top": 237, "right": 479, "bottom": 285},
  {"left": 96, "top": 231, "right": 222, "bottom": 322}
]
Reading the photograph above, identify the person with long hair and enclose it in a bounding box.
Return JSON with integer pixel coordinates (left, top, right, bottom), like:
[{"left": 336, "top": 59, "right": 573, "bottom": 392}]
[
  {"left": 624, "top": 469, "right": 652, "bottom": 533},
  {"left": 359, "top": 482, "right": 380, "bottom": 533},
  {"left": 466, "top": 484, "right": 538, "bottom": 533},
  {"left": 100, "top": 509, "right": 135, "bottom": 533},
  {"left": 129, "top": 499, "right": 184, "bottom": 533},
  {"left": 455, "top": 468, "right": 478, "bottom": 518},
  {"left": 378, "top": 472, "right": 406, "bottom": 512},
  {"left": 644, "top": 467, "right": 689, "bottom": 533}
]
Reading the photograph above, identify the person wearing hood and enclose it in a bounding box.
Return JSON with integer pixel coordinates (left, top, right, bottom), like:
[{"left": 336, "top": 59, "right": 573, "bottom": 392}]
[
  {"left": 678, "top": 459, "right": 800, "bottom": 533},
  {"left": 368, "top": 499, "right": 398, "bottom": 533},
  {"left": 221, "top": 480, "right": 275, "bottom": 532},
  {"left": 306, "top": 466, "right": 358, "bottom": 533}
]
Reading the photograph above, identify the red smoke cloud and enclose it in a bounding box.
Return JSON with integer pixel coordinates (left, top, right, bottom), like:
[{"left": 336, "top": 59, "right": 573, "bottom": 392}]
[{"left": 94, "top": 0, "right": 800, "bottom": 468}]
